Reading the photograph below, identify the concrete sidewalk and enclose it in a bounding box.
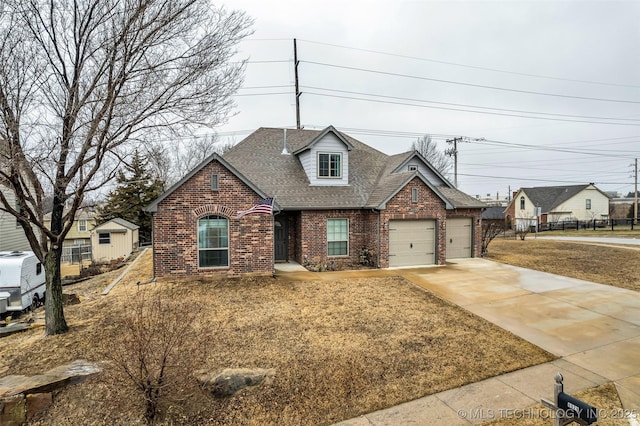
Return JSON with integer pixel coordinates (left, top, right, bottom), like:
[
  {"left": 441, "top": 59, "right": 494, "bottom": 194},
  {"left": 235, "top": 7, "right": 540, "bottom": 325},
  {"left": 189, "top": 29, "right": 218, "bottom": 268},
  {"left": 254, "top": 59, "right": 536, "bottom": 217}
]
[{"left": 327, "top": 259, "right": 640, "bottom": 425}]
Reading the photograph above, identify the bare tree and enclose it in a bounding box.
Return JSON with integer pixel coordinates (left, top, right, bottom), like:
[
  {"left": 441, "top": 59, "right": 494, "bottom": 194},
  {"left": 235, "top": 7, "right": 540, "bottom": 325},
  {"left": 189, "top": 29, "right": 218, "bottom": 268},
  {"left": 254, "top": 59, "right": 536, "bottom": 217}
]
[
  {"left": 146, "top": 134, "right": 237, "bottom": 187},
  {"left": 0, "top": 0, "right": 252, "bottom": 334},
  {"left": 481, "top": 222, "right": 504, "bottom": 256},
  {"left": 412, "top": 135, "right": 452, "bottom": 177}
]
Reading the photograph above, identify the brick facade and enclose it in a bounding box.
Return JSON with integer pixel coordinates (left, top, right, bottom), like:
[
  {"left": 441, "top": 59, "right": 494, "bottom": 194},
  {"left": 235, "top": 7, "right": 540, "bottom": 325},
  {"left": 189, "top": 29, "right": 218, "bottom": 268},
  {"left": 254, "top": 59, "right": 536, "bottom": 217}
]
[
  {"left": 152, "top": 161, "right": 273, "bottom": 277},
  {"left": 296, "top": 209, "right": 379, "bottom": 269},
  {"left": 379, "top": 177, "right": 448, "bottom": 267},
  {"left": 152, "top": 168, "right": 483, "bottom": 276}
]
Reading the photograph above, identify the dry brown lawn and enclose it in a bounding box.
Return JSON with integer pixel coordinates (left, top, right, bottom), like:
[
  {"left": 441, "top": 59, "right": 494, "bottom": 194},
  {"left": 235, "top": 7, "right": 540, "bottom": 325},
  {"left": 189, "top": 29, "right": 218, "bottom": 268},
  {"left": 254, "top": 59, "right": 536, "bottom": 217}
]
[
  {"left": 0, "top": 250, "right": 554, "bottom": 425},
  {"left": 487, "top": 238, "right": 640, "bottom": 291}
]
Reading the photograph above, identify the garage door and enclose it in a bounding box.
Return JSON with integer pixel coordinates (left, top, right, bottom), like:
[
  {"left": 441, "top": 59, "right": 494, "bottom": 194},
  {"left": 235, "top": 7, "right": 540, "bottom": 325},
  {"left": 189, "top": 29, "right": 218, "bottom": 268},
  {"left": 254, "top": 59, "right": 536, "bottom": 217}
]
[
  {"left": 388, "top": 220, "right": 436, "bottom": 267},
  {"left": 446, "top": 218, "right": 472, "bottom": 259}
]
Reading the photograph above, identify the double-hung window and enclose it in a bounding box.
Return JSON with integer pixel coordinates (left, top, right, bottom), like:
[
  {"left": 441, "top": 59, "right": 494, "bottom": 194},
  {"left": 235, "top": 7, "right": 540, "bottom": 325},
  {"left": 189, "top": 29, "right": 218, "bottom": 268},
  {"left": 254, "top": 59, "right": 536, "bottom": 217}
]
[
  {"left": 327, "top": 219, "right": 348, "bottom": 256},
  {"left": 198, "top": 215, "right": 229, "bottom": 268},
  {"left": 98, "top": 233, "right": 110, "bottom": 244},
  {"left": 586, "top": 199, "right": 591, "bottom": 210},
  {"left": 78, "top": 220, "right": 87, "bottom": 232},
  {"left": 318, "top": 153, "right": 342, "bottom": 178}
]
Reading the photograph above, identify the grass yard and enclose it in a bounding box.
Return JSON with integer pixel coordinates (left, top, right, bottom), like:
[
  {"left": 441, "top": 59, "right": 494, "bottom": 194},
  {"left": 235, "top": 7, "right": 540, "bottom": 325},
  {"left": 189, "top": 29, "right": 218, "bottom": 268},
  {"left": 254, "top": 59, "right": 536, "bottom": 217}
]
[
  {"left": 486, "top": 237, "right": 640, "bottom": 292},
  {"left": 0, "top": 250, "right": 553, "bottom": 425}
]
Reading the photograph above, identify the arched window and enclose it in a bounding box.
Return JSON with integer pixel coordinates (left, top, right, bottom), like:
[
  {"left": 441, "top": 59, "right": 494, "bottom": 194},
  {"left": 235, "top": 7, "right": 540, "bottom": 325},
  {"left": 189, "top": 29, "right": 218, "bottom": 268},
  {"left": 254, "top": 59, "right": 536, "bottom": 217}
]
[
  {"left": 520, "top": 196, "right": 525, "bottom": 210},
  {"left": 198, "top": 215, "right": 229, "bottom": 268}
]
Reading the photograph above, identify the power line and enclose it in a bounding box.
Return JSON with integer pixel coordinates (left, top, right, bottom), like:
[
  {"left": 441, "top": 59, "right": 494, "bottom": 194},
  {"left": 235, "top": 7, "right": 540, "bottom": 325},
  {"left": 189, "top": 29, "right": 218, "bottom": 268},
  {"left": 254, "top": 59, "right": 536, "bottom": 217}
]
[
  {"left": 457, "top": 173, "right": 631, "bottom": 185},
  {"left": 304, "top": 92, "right": 640, "bottom": 127},
  {"left": 301, "top": 60, "right": 640, "bottom": 104},
  {"left": 302, "top": 85, "right": 640, "bottom": 122},
  {"left": 298, "top": 39, "right": 640, "bottom": 89}
]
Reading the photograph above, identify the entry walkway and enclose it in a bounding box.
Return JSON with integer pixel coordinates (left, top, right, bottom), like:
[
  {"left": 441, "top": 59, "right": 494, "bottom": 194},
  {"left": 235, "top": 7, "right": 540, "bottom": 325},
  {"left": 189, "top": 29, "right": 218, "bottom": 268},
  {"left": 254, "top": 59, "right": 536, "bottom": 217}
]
[{"left": 274, "top": 259, "right": 640, "bottom": 425}]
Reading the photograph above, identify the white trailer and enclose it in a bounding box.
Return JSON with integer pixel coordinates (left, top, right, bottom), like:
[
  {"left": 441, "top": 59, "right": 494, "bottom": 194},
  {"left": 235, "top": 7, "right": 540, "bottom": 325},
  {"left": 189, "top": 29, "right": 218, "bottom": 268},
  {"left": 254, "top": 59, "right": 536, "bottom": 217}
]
[{"left": 0, "top": 251, "right": 46, "bottom": 312}]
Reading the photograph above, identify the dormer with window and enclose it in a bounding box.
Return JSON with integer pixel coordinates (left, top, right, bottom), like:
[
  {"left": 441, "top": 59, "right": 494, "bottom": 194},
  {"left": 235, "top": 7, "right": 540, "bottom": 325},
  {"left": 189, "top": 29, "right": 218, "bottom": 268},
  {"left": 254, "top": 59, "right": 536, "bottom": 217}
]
[{"left": 294, "top": 126, "right": 352, "bottom": 186}]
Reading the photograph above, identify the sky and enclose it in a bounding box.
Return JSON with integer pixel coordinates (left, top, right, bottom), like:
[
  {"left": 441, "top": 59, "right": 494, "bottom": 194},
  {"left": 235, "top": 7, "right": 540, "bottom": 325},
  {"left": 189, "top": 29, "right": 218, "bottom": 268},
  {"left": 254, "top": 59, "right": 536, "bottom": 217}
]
[{"left": 212, "top": 0, "right": 640, "bottom": 200}]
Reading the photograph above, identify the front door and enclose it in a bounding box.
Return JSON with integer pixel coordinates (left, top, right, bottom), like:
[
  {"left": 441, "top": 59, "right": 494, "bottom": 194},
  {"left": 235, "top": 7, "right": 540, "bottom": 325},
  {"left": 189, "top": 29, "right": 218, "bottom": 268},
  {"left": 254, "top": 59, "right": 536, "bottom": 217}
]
[{"left": 274, "top": 219, "right": 288, "bottom": 262}]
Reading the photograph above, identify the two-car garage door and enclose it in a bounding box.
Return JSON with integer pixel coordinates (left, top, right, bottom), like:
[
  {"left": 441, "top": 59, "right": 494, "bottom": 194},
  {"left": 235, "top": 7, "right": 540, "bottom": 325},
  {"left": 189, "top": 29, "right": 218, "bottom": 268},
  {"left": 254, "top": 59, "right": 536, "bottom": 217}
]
[
  {"left": 389, "top": 218, "right": 473, "bottom": 267},
  {"left": 388, "top": 220, "right": 436, "bottom": 267}
]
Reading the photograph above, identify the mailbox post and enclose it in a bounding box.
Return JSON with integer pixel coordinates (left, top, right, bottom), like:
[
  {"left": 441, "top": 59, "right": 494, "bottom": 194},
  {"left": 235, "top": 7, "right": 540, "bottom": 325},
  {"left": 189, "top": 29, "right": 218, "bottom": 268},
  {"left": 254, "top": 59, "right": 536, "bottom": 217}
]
[{"left": 541, "top": 373, "right": 597, "bottom": 426}]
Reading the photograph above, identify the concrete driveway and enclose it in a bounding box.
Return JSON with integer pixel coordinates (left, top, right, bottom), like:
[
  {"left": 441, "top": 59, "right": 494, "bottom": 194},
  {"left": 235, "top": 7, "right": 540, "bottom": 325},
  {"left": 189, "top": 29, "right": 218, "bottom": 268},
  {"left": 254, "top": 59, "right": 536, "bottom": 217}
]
[{"left": 275, "top": 259, "right": 640, "bottom": 424}]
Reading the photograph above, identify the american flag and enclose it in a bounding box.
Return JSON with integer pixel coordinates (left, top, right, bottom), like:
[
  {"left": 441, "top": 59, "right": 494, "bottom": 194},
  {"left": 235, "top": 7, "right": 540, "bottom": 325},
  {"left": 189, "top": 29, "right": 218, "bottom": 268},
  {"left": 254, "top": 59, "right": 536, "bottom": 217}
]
[{"left": 236, "top": 197, "right": 274, "bottom": 218}]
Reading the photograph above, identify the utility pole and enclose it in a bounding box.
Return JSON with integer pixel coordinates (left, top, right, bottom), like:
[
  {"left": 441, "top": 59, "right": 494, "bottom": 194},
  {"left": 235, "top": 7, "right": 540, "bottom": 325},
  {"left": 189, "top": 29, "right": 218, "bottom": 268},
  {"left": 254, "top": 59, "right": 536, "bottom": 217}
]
[
  {"left": 293, "top": 38, "right": 301, "bottom": 129},
  {"left": 635, "top": 158, "right": 638, "bottom": 225},
  {"left": 445, "top": 137, "right": 463, "bottom": 187}
]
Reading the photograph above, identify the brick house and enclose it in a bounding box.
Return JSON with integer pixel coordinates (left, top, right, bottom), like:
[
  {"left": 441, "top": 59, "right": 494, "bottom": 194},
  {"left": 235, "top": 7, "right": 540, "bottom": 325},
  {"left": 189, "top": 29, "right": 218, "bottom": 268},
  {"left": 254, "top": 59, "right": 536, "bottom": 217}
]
[{"left": 147, "top": 126, "right": 485, "bottom": 277}]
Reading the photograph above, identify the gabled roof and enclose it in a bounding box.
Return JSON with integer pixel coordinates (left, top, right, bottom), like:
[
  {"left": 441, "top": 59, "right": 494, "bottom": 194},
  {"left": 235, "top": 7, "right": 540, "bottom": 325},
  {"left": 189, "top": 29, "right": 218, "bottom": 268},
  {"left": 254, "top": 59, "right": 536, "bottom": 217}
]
[
  {"left": 518, "top": 184, "right": 606, "bottom": 213},
  {"left": 146, "top": 153, "right": 270, "bottom": 213},
  {"left": 149, "top": 126, "right": 484, "bottom": 212},
  {"left": 392, "top": 150, "right": 455, "bottom": 189},
  {"left": 292, "top": 125, "right": 353, "bottom": 155},
  {"left": 95, "top": 217, "right": 139, "bottom": 231}
]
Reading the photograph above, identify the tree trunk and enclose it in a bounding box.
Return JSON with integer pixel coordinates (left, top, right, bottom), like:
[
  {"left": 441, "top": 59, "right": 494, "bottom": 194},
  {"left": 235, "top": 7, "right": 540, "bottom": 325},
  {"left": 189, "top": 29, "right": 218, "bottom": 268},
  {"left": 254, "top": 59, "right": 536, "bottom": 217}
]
[{"left": 44, "top": 248, "right": 68, "bottom": 335}]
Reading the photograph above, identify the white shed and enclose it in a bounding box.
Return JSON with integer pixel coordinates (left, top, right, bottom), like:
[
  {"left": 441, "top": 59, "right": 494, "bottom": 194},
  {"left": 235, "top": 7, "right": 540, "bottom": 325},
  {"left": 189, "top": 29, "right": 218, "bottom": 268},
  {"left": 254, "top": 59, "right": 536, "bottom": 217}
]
[{"left": 91, "top": 218, "right": 139, "bottom": 263}]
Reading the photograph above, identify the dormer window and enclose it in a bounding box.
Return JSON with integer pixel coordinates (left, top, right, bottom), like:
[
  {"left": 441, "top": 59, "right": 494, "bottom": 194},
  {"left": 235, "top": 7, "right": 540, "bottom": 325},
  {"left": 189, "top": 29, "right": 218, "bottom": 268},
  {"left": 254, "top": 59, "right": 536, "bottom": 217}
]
[{"left": 318, "top": 153, "right": 342, "bottom": 178}]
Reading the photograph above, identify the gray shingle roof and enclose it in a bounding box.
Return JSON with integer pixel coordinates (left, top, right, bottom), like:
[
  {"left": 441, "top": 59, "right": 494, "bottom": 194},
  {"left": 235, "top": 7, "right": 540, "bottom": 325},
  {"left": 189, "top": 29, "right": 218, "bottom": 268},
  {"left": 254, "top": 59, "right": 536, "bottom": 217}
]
[
  {"left": 151, "top": 126, "right": 484, "bottom": 212},
  {"left": 437, "top": 186, "right": 487, "bottom": 209},
  {"left": 521, "top": 185, "right": 590, "bottom": 212}
]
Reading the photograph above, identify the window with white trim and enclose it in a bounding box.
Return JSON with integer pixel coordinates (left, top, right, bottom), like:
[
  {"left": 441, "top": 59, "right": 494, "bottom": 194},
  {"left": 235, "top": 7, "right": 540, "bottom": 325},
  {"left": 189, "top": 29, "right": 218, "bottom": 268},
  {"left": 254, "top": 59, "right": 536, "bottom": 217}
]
[
  {"left": 318, "top": 153, "right": 342, "bottom": 178},
  {"left": 327, "top": 219, "right": 348, "bottom": 256},
  {"left": 198, "top": 215, "right": 229, "bottom": 268},
  {"left": 586, "top": 199, "right": 591, "bottom": 210},
  {"left": 78, "top": 219, "right": 87, "bottom": 232}
]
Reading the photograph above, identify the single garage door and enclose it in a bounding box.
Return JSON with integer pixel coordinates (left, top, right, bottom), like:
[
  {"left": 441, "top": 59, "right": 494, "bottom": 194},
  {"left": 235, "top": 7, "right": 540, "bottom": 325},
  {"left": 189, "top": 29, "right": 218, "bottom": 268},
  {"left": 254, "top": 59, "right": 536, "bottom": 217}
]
[
  {"left": 388, "top": 220, "right": 436, "bottom": 267},
  {"left": 446, "top": 218, "right": 472, "bottom": 259}
]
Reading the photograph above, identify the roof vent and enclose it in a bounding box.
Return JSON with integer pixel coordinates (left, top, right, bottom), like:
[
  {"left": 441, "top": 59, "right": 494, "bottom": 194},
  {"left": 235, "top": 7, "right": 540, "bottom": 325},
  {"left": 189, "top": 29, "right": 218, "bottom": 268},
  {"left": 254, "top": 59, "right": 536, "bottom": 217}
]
[{"left": 281, "top": 128, "right": 290, "bottom": 155}]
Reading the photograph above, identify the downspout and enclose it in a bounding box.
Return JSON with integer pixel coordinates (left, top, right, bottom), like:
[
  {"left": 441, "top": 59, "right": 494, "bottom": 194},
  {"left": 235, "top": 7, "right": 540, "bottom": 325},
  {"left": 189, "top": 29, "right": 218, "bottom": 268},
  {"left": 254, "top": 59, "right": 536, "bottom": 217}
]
[{"left": 375, "top": 209, "right": 381, "bottom": 268}]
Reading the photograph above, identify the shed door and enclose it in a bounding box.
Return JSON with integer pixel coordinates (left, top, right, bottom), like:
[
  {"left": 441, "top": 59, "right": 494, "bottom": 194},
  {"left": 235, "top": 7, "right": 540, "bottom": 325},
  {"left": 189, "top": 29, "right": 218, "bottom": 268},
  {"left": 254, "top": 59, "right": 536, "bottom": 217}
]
[
  {"left": 446, "top": 218, "right": 472, "bottom": 259},
  {"left": 388, "top": 220, "right": 436, "bottom": 267}
]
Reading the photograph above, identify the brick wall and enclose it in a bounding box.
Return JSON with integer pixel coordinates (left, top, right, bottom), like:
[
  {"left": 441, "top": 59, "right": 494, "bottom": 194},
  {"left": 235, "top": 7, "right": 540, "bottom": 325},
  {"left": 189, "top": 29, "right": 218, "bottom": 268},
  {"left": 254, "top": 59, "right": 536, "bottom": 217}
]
[
  {"left": 152, "top": 161, "right": 273, "bottom": 277},
  {"left": 379, "top": 177, "right": 448, "bottom": 266},
  {"left": 298, "top": 209, "right": 378, "bottom": 269}
]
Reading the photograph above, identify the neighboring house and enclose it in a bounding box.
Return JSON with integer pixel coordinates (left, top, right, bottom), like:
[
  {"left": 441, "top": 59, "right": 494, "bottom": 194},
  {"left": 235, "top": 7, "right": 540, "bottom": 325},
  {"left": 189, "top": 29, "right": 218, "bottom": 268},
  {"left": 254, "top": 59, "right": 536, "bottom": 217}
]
[
  {"left": 0, "top": 186, "right": 31, "bottom": 251},
  {"left": 505, "top": 184, "right": 610, "bottom": 230},
  {"left": 44, "top": 207, "right": 97, "bottom": 248},
  {"left": 91, "top": 218, "right": 139, "bottom": 263},
  {"left": 482, "top": 206, "right": 506, "bottom": 229},
  {"left": 147, "top": 126, "right": 486, "bottom": 277},
  {"left": 44, "top": 207, "right": 97, "bottom": 263}
]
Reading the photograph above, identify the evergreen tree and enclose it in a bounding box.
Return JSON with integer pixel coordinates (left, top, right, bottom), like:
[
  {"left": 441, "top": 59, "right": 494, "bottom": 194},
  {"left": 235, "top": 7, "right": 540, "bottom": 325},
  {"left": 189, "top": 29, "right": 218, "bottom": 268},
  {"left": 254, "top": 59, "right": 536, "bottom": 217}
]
[{"left": 97, "top": 151, "right": 164, "bottom": 244}]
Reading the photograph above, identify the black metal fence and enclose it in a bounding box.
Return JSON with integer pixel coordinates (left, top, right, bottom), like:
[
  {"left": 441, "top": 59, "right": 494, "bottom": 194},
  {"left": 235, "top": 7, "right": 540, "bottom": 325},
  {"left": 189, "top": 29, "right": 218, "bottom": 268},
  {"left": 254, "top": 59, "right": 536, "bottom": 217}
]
[{"left": 538, "top": 219, "right": 637, "bottom": 232}]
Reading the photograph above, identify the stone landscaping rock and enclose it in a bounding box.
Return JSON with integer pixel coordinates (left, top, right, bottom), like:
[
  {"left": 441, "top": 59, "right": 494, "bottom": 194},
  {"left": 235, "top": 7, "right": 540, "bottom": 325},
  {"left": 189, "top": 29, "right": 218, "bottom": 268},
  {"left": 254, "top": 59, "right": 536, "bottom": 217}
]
[
  {"left": 0, "top": 360, "right": 101, "bottom": 398},
  {"left": 0, "top": 360, "right": 100, "bottom": 424},
  {"left": 26, "top": 392, "right": 53, "bottom": 421},
  {"left": 62, "top": 293, "right": 81, "bottom": 306},
  {"left": 0, "top": 394, "right": 26, "bottom": 426},
  {"left": 196, "top": 368, "right": 275, "bottom": 397}
]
